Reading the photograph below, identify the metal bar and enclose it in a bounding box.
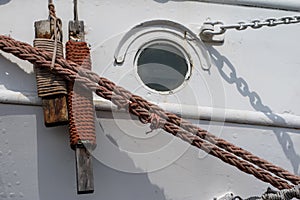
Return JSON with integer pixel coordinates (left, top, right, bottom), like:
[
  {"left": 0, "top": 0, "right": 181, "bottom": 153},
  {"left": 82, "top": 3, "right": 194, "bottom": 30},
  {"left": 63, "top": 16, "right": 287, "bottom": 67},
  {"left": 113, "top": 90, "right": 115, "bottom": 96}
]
[
  {"left": 1, "top": 90, "right": 300, "bottom": 130},
  {"left": 73, "top": 0, "right": 78, "bottom": 22}
]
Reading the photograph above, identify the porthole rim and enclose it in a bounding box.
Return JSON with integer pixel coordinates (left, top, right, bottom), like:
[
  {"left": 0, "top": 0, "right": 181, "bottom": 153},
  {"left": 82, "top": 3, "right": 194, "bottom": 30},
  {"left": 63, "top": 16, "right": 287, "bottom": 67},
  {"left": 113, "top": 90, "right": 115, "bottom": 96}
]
[{"left": 134, "top": 39, "right": 192, "bottom": 95}]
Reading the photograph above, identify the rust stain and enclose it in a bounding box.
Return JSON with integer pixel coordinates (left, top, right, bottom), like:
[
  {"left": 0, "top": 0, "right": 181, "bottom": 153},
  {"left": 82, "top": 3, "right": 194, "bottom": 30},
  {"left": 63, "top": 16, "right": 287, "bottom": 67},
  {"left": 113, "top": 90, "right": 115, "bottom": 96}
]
[{"left": 36, "top": 31, "right": 52, "bottom": 39}]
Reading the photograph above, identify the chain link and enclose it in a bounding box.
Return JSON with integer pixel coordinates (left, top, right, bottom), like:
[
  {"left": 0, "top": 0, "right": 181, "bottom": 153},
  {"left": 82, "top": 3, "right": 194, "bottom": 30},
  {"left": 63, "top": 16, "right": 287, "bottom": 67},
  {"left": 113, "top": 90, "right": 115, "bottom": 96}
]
[{"left": 202, "top": 15, "right": 300, "bottom": 36}]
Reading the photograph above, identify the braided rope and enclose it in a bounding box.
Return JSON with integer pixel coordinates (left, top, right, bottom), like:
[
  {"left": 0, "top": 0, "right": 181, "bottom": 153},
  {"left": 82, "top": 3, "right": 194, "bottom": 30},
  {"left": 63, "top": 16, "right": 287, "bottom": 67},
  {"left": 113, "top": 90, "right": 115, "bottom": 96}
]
[
  {"left": 48, "top": 0, "right": 56, "bottom": 18},
  {"left": 48, "top": 1, "right": 62, "bottom": 69},
  {"left": 66, "top": 41, "right": 96, "bottom": 149},
  {"left": 106, "top": 88, "right": 300, "bottom": 185},
  {"left": 0, "top": 35, "right": 299, "bottom": 189},
  {"left": 132, "top": 109, "right": 292, "bottom": 189}
]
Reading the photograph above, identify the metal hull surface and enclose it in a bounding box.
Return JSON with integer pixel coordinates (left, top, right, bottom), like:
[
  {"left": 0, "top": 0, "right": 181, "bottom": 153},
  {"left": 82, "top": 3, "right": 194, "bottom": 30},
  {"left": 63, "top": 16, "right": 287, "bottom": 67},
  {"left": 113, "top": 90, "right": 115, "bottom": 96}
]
[{"left": 0, "top": 1, "right": 300, "bottom": 199}]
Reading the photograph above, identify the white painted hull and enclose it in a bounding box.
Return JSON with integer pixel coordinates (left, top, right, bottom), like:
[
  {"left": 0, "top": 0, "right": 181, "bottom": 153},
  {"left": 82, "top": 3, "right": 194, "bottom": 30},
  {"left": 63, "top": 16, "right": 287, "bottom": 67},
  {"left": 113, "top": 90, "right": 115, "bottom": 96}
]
[{"left": 0, "top": 0, "right": 300, "bottom": 199}]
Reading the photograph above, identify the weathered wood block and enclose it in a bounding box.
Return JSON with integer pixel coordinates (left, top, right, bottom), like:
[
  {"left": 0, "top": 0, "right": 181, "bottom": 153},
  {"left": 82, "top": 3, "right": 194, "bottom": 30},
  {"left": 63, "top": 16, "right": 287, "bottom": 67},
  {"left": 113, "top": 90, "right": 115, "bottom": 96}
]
[
  {"left": 75, "top": 147, "right": 94, "bottom": 194},
  {"left": 34, "top": 20, "right": 68, "bottom": 127}
]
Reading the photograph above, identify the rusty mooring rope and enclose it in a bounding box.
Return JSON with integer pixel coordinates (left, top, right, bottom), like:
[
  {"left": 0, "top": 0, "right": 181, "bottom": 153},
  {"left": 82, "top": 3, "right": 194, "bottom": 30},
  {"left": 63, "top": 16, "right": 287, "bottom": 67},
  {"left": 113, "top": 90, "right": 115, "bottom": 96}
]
[
  {"left": 130, "top": 108, "right": 292, "bottom": 189},
  {"left": 66, "top": 41, "right": 96, "bottom": 149},
  {"left": 0, "top": 35, "right": 299, "bottom": 189}
]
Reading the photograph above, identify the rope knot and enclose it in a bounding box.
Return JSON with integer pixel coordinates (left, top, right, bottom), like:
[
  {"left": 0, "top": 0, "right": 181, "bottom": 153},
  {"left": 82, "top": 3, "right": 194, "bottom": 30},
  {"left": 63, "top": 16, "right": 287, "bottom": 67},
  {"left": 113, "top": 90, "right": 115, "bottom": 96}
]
[
  {"left": 144, "top": 113, "right": 164, "bottom": 134},
  {"left": 48, "top": 3, "right": 56, "bottom": 18},
  {"left": 129, "top": 102, "right": 164, "bottom": 132}
]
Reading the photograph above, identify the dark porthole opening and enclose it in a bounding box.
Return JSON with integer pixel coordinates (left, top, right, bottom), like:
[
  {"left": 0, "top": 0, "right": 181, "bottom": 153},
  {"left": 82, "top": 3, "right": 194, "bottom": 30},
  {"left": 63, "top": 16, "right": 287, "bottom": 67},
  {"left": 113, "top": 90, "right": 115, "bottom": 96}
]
[{"left": 136, "top": 43, "right": 190, "bottom": 92}]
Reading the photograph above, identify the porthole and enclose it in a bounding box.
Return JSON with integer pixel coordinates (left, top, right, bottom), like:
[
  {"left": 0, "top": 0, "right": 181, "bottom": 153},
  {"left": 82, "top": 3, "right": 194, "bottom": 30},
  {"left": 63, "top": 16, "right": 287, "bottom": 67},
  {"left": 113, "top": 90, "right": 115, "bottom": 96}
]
[{"left": 136, "top": 42, "right": 191, "bottom": 93}]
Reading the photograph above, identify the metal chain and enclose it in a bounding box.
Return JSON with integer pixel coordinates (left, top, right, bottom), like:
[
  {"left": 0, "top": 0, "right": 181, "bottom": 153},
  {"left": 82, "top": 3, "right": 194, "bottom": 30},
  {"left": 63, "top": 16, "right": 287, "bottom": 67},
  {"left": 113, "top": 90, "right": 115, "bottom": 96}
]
[{"left": 201, "top": 15, "right": 300, "bottom": 36}]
